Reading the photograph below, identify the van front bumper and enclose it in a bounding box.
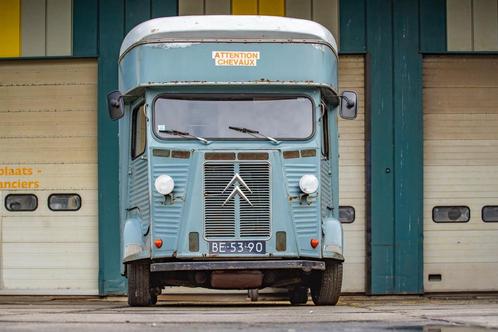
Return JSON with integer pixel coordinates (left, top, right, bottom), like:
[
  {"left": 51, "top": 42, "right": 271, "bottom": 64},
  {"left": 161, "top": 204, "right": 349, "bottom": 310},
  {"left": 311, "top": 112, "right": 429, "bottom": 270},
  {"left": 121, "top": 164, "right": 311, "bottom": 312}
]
[{"left": 150, "top": 259, "right": 325, "bottom": 272}]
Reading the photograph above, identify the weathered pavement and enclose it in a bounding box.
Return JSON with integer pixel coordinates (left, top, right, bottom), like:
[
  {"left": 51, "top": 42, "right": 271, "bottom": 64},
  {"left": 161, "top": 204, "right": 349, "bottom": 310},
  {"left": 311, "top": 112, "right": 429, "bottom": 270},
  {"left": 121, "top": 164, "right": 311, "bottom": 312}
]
[{"left": 0, "top": 293, "right": 498, "bottom": 331}]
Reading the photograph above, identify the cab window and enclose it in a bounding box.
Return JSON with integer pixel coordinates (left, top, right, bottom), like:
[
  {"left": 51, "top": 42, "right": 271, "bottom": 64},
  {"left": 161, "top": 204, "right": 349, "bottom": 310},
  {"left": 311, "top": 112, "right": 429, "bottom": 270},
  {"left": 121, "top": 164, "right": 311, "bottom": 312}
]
[
  {"left": 321, "top": 104, "right": 329, "bottom": 159},
  {"left": 131, "top": 104, "right": 146, "bottom": 159}
]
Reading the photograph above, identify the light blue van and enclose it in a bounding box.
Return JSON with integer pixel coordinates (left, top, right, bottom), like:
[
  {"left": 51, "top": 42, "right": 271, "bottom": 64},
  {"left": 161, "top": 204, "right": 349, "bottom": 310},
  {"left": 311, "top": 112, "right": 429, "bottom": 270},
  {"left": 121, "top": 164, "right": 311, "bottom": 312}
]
[{"left": 107, "top": 15, "right": 358, "bottom": 306}]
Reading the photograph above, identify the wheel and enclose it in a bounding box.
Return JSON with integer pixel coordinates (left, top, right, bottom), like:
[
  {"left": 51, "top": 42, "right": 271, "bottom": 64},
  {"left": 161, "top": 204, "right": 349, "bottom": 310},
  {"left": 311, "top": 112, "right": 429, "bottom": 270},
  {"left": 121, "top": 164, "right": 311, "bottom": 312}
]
[
  {"left": 310, "top": 260, "right": 343, "bottom": 306},
  {"left": 288, "top": 286, "right": 308, "bottom": 305},
  {"left": 248, "top": 289, "right": 259, "bottom": 302},
  {"left": 127, "top": 261, "right": 154, "bottom": 306}
]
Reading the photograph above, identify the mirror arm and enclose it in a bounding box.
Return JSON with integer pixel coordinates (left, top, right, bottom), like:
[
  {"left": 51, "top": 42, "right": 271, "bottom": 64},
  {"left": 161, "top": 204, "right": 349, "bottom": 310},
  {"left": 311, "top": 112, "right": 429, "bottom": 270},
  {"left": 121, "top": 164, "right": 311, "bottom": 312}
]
[{"left": 339, "top": 95, "right": 355, "bottom": 109}]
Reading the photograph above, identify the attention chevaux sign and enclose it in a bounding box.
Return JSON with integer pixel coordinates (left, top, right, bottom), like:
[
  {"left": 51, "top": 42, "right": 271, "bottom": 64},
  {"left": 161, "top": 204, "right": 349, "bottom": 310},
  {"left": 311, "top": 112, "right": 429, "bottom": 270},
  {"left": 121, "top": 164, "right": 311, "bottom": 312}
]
[{"left": 212, "top": 51, "right": 260, "bottom": 66}]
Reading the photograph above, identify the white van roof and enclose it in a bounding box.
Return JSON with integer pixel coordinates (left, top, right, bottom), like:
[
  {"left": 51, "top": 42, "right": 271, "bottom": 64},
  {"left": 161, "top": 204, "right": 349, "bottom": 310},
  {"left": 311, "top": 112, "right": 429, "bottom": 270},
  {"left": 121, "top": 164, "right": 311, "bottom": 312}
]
[{"left": 120, "top": 15, "right": 337, "bottom": 57}]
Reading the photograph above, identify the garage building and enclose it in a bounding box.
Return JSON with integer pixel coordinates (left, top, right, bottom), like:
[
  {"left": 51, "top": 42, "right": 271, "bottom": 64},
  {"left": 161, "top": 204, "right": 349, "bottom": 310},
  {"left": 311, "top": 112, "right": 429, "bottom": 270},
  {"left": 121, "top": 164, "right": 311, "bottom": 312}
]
[{"left": 0, "top": 0, "right": 497, "bottom": 295}]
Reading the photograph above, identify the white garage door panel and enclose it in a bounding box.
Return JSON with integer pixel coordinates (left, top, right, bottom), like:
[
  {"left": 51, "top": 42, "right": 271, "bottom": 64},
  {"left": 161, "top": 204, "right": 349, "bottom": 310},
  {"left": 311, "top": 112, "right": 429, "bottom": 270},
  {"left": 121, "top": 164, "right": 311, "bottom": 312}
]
[
  {"left": 424, "top": 263, "right": 498, "bottom": 292},
  {"left": 0, "top": 60, "right": 97, "bottom": 85},
  {"left": 425, "top": 114, "right": 498, "bottom": 140},
  {"left": 343, "top": 264, "right": 365, "bottom": 291},
  {"left": 425, "top": 230, "right": 498, "bottom": 262},
  {"left": 0, "top": 85, "right": 97, "bottom": 112},
  {"left": 339, "top": 55, "right": 366, "bottom": 293},
  {"left": 2, "top": 269, "right": 98, "bottom": 292},
  {"left": 423, "top": 56, "right": 498, "bottom": 292},
  {"left": 0, "top": 59, "right": 98, "bottom": 294},
  {"left": 3, "top": 218, "right": 97, "bottom": 242},
  {"left": 426, "top": 140, "right": 498, "bottom": 166},
  {"left": 424, "top": 88, "right": 498, "bottom": 114},
  {"left": 339, "top": 140, "right": 365, "bottom": 165},
  {"left": 3, "top": 243, "right": 97, "bottom": 269},
  {"left": 0, "top": 111, "right": 96, "bottom": 137},
  {"left": 0, "top": 138, "right": 97, "bottom": 164}
]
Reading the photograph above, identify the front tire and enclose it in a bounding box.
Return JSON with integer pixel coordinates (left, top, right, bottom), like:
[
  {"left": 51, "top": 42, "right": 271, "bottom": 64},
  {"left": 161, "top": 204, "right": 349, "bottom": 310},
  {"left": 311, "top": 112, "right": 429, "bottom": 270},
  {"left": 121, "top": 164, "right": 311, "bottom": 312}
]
[
  {"left": 310, "top": 260, "right": 343, "bottom": 306},
  {"left": 127, "top": 261, "right": 154, "bottom": 306}
]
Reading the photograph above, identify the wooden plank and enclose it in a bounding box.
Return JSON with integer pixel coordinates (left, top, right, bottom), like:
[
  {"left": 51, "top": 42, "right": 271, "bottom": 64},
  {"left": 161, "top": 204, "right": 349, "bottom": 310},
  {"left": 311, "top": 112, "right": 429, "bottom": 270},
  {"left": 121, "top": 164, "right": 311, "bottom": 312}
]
[
  {"left": 21, "top": 0, "right": 46, "bottom": 56},
  {"left": 473, "top": 0, "right": 498, "bottom": 51},
  {"left": 46, "top": 0, "right": 72, "bottom": 56},
  {"left": 205, "top": 0, "right": 231, "bottom": 14},
  {"left": 232, "top": 0, "right": 257, "bottom": 14},
  {"left": 285, "top": 0, "right": 311, "bottom": 19},
  {"left": 339, "top": 0, "right": 366, "bottom": 53},
  {"left": 258, "top": 0, "right": 284, "bottom": 16},
  {"left": 446, "top": 0, "right": 473, "bottom": 51},
  {"left": 312, "top": 0, "right": 339, "bottom": 46},
  {"left": 179, "top": 0, "right": 204, "bottom": 15},
  {"left": 151, "top": 0, "right": 178, "bottom": 18},
  {"left": 0, "top": 0, "right": 21, "bottom": 57},
  {"left": 419, "top": 0, "right": 447, "bottom": 53},
  {"left": 98, "top": 0, "right": 126, "bottom": 294},
  {"left": 125, "top": 0, "right": 151, "bottom": 33},
  {"left": 72, "top": 0, "right": 98, "bottom": 57}
]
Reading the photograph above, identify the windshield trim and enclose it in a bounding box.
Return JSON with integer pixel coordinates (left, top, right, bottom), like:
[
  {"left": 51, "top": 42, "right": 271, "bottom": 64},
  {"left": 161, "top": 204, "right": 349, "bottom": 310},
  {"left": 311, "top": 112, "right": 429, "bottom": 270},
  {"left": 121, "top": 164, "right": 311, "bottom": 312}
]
[{"left": 151, "top": 93, "right": 316, "bottom": 142}]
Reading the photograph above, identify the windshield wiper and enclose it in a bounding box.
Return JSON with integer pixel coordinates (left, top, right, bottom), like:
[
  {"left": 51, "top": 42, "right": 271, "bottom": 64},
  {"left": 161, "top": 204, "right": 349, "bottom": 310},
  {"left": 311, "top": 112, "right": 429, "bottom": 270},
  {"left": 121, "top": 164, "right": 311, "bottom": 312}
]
[
  {"left": 158, "top": 125, "right": 211, "bottom": 145},
  {"left": 228, "top": 126, "right": 281, "bottom": 145}
]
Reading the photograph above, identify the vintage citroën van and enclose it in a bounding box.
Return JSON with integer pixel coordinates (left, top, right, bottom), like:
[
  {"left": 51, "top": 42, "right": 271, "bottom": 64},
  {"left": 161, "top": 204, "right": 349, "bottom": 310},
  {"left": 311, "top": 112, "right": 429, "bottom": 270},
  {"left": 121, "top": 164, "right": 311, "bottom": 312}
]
[{"left": 107, "top": 16, "right": 357, "bottom": 306}]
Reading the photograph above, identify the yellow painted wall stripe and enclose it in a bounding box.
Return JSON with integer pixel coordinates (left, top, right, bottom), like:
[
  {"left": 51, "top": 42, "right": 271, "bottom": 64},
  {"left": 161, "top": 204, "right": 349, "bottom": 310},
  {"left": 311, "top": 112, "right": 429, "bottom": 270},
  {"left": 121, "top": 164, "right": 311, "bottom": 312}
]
[
  {"left": 259, "top": 0, "right": 284, "bottom": 16},
  {"left": 0, "top": 0, "right": 21, "bottom": 57},
  {"left": 232, "top": 0, "right": 257, "bottom": 14}
]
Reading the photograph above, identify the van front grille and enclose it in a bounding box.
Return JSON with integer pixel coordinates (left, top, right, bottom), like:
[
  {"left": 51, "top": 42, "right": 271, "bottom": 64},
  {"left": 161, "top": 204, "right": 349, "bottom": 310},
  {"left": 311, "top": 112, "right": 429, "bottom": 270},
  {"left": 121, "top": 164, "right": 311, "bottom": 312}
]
[{"left": 204, "top": 161, "right": 271, "bottom": 239}]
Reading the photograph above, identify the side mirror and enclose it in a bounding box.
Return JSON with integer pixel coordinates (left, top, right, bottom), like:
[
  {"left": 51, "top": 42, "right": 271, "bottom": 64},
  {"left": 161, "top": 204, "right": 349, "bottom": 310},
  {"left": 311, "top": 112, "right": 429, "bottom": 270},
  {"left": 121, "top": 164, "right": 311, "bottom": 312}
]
[
  {"left": 107, "top": 90, "right": 124, "bottom": 120},
  {"left": 339, "top": 91, "right": 358, "bottom": 120}
]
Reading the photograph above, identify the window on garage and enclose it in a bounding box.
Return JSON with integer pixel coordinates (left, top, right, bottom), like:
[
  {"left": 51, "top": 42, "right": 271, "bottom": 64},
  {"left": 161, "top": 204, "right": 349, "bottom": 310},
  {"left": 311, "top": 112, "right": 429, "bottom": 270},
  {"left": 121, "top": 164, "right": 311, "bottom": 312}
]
[
  {"left": 432, "top": 206, "right": 470, "bottom": 223},
  {"left": 5, "top": 194, "right": 38, "bottom": 212},
  {"left": 482, "top": 206, "right": 498, "bottom": 222},
  {"left": 48, "top": 193, "right": 82, "bottom": 211}
]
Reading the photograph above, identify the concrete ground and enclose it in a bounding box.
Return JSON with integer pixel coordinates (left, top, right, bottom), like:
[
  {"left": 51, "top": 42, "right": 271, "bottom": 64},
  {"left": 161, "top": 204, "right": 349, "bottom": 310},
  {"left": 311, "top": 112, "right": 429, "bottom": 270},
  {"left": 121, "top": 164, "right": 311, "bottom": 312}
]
[{"left": 0, "top": 293, "right": 498, "bottom": 331}]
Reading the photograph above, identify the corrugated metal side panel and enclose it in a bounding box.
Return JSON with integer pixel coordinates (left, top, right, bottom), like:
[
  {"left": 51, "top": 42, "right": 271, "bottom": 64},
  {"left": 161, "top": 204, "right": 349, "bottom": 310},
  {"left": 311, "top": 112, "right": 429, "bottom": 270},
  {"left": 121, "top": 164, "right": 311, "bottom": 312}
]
[
  {"left": 423, "top": 56, "right": 498, "bottom": 292},
  {"left": 284, "top": 162, "right": 320, "bottom": 257},
  {"left": 128, "top": 159, "right": 150, "bottom": 221},
  {"left": 320, "top": 160, "right": 331, "bottom": 218},
  {"left": 151, "top": 163, "right": 189, "bottom": 254}
]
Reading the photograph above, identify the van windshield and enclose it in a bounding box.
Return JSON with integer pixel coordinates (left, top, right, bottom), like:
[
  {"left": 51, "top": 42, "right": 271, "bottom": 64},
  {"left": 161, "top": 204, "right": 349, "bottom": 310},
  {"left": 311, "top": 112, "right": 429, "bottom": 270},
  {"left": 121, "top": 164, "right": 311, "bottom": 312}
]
[{"left": 153, "top": 96, "right": 313, "bottom": 140}]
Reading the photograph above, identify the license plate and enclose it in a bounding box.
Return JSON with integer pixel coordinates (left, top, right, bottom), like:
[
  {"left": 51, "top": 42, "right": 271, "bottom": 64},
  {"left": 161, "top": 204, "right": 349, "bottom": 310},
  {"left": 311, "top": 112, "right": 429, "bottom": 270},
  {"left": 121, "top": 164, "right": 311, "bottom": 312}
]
[{"left": 209, "top": 240, "right": 266, "bottom": 255}]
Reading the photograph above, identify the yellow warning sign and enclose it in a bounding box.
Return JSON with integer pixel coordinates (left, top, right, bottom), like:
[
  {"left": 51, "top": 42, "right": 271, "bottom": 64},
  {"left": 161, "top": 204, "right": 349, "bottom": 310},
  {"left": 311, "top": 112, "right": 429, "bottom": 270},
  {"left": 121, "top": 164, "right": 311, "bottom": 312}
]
[{"left": 212, "top": 51, "right": 260, "bottom": 66}]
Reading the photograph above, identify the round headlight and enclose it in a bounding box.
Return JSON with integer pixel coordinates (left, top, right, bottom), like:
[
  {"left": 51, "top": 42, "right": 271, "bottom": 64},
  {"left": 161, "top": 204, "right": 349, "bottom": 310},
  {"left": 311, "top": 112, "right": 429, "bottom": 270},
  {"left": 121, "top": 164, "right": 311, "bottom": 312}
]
[
  {"left": 299, "top": 174, "right": 319, "bottom": 194},
  {"left": 154, "top": 175, "right": 175, "bottom": 195}
]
